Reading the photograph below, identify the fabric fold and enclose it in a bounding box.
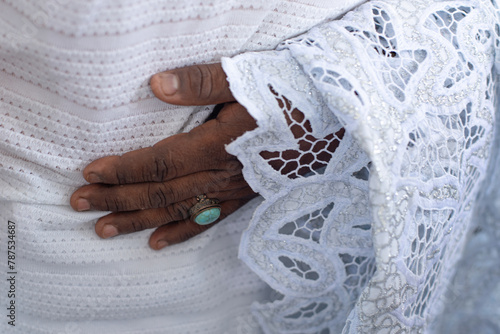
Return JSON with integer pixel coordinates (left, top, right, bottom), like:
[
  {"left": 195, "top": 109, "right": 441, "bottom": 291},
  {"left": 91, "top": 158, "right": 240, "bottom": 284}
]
[{"left": 223, "top": 0, "right": 500, "bottom": 332}]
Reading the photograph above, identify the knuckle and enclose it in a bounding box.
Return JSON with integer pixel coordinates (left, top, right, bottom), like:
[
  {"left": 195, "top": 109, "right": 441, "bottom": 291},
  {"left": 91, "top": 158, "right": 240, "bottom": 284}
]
[
  {"left": 114, "top": 155, "right": 135, "bottom": 184},
  {"left": 114, "top": 167, "right": 128, "bottom": 184},
  {"left": 129, "top": 216, "right": 155, "bottom": 232},
  {"left": 152, "top": 145, "right": 183, "bottom": 180},
  {"left": 104, "top": 195, "right": 125, "bottom": 212},
  {"left": 151, "top": 155, "right": 169, "bottom": 182},
  {"left": 128, "top": 212, "right": 164, "bottom": 232},
  {"left": 189, "top": 65, "right": 213, "bottom": 100},
  {"left": 169, "top": 159, "right": 182, "bottom": 179},
  {"left": 130, "top": 220, "right": 146, "bottom": 232},
  {"left": 167, "top": 201, "right": 190, "bottom": 221},
  {"left": 146, "top": 183, "right": 172, "bottom": 208}
]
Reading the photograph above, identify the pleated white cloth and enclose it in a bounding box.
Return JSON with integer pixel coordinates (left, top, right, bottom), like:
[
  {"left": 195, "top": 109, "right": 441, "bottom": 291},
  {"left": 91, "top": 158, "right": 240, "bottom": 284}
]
[
  {"left": 0, "top": 1, "right": 363, "bottom": 333},
  {"left": 1, "top": 0, "right": 499, "bottom": 333}
]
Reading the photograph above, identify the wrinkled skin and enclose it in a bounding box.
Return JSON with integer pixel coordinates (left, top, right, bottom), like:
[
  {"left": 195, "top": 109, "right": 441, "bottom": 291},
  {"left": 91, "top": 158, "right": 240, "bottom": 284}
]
[
  {"left": 70, "top": 64, "right": 258, "bottom": 250},
  {"left": 71, "top": 63, "right": 342, "bottom": 250}
]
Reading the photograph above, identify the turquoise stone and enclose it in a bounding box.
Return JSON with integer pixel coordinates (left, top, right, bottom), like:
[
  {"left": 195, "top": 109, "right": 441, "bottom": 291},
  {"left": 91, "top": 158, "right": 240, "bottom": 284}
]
[{"left": 194, "top": 207, "right": 221, "bottom": 225}]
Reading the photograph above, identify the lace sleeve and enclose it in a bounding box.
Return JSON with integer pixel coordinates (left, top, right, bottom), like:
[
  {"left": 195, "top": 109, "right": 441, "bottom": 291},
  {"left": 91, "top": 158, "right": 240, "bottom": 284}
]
[{"left": 222, "top": 0, "right": 500, "bottom": 333}]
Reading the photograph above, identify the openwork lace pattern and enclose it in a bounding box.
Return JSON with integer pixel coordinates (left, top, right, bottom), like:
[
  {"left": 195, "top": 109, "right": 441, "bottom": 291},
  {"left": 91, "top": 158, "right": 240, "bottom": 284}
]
[
  {"left": 1, "top": 1, "right": 374, "bottom": 333},
  {"left": 223, "top": 0, "right": 499, "bottom": 332}
]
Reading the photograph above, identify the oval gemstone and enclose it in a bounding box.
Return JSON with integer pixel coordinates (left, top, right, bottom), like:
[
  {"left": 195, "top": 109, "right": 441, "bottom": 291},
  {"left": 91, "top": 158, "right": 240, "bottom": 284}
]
[{"left": 194, "top": 207, "right": 221, "bottom": 225}]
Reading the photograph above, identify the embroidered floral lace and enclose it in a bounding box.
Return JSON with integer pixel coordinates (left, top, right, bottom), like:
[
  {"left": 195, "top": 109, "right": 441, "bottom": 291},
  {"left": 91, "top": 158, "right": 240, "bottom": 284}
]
[{"left": 223, "top": 0, "right": 500, "bottom": 332}]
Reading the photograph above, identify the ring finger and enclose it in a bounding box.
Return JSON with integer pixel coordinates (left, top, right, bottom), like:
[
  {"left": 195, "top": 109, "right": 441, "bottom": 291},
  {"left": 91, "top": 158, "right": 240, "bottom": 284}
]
[
  {"left": 149, "top": 199, "right": 251, "bottom": 249},
  {"left": 94, "top": 187, "right": 256, "bottom": 238}
]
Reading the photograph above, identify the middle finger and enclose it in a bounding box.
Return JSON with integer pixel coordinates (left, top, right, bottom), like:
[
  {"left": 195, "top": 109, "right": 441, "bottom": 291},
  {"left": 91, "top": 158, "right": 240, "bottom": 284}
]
[{"left": 71, "top": 168, "right": 246, "bottom": 212}]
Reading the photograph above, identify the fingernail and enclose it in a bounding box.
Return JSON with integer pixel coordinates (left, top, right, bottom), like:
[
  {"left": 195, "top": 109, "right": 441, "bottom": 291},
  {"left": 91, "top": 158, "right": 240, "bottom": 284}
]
[
  {"left": 159, "top": 73, "right": 179, "bottom": 96},
  {"left": 76, "top": 198, "right": 91, "bottom": 211},
  {"left": 102, "top": 225, "right": 119, "bottom": 238},
  {"left": 156, "top": 240, "right": 169, "bottom": 250},
  {"left": 86, "top": 173, "right": 101, "bottom": 183}
]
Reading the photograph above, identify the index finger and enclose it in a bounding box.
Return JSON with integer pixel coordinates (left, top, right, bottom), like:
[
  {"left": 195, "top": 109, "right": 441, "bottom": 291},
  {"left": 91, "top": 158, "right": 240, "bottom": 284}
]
[{"left": 83, "top": 131, "right": 228, "bottom": 184}]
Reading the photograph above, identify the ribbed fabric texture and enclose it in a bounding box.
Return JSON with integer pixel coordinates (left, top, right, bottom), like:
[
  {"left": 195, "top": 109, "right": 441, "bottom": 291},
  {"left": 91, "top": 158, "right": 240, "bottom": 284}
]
[{"left": 0, "top": 0, "right": 363, "bottom": 333}]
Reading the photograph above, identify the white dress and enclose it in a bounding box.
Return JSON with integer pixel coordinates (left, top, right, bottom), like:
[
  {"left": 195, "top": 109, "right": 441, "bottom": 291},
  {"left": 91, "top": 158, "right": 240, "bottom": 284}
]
[
  {"left": 1, "top": 0, "right": 499, "bottom": 333},
  {"left": 222, "top": 0, "right": 500, "bottom": 332},
  {"left": 0, "top": 1, "right": 363, "bottom": 333}
]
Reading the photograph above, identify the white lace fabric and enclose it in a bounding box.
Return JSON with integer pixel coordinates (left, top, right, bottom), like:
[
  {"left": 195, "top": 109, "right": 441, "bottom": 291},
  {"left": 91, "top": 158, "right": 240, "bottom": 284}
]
[
  {"left": 223, "top": 0, "right": 500, "bottom": 332},
  {"left": 1, "top": 0, "right": 498, "bottom": 332},
  {"left": 432, "top": 96, "right": 500, "bottom": 333},
  {"left": 0, "top": 1, "right": 367, "bottom": 333}
]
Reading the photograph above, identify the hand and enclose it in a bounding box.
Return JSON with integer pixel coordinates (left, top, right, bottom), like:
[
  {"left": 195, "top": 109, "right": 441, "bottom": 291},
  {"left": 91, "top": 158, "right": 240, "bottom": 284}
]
[{"left": 70, "top": 64, "right": 257, "bottom": 250}]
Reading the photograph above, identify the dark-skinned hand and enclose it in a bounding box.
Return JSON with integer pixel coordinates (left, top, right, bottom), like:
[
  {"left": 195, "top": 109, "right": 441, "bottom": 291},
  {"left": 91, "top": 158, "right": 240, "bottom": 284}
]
[
  {"left": 70, "top": 64, "right": 258, "bottom": 250},
  {"left": 70, "top": 63, "right": 343, "bottom": 250}
]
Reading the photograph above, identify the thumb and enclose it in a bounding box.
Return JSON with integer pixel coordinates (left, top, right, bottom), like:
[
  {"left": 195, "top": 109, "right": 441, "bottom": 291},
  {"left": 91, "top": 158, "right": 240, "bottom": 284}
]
[{"left": 150, "top": 63, "right": 235, "bottom": 106}]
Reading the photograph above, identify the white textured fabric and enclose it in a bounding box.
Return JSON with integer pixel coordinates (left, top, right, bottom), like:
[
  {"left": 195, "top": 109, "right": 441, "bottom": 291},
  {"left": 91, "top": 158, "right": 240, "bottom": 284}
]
[
  {"left": 0, "top": 1, "right": 365, "bottom": 333},
  {"left": 432, "top": 100, "right": 500, "bottom": 333},
  {"left": 223, "top": 0, "right": 500, "bottom": 332}
]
